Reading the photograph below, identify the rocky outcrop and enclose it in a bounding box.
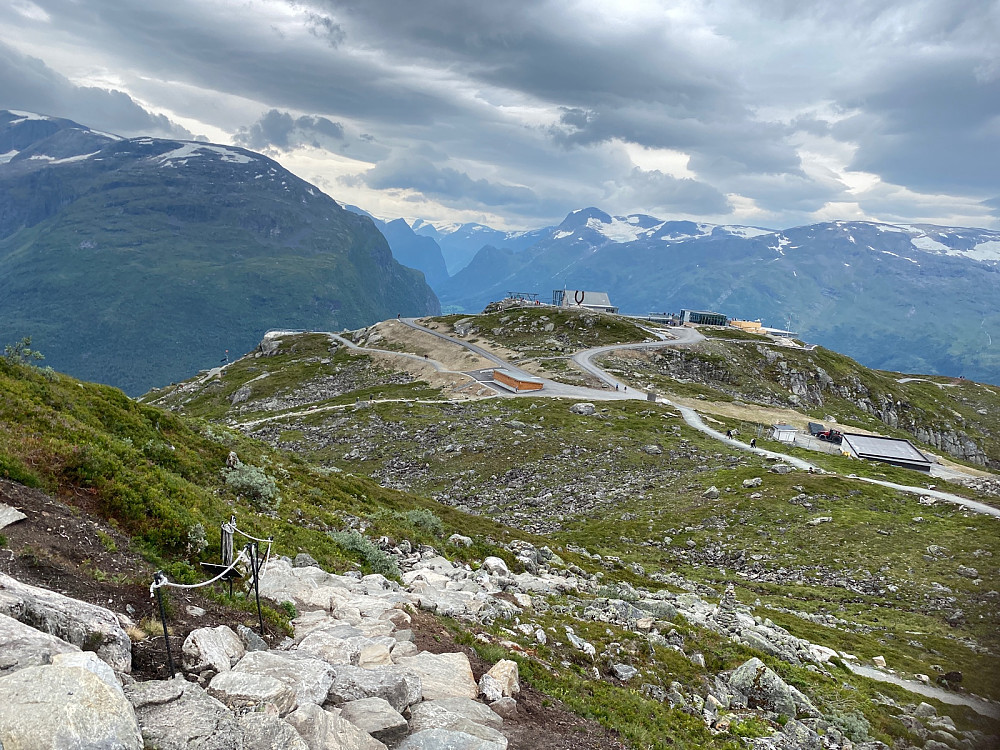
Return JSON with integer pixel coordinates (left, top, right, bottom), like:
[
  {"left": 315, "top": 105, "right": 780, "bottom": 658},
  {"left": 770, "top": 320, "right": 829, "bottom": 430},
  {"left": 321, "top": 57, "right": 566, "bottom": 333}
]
[
  {"left": 0, "top": 663, "right": 142, "bottom": 750},
  {"left": 728, "top": 658, "right": 797, "bottom": 717},
  {"left": 0, "top": 611, "right": 80, "bottom": 676},
  {"left": 127, "top": 679, "right": 245, "bottom": 750},
  {"left": 0, "top": 572, "right": 132, "bottom": 673}
]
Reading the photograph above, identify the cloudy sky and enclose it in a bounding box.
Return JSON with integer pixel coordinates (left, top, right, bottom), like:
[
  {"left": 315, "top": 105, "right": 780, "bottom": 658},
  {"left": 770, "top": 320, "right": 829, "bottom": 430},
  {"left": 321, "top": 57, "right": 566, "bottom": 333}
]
[{"left": 1, "top": 0, "right": 998, "bottom": 230}]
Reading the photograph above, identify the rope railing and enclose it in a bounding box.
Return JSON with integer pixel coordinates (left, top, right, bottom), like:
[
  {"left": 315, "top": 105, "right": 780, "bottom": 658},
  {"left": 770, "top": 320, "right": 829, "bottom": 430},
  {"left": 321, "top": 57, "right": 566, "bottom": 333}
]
[
  {"left": 148, "top": 548, "right": 250, "bottom": 594},
  {"left": 149, "top": 514, "right": 277, "bottom": 678}
]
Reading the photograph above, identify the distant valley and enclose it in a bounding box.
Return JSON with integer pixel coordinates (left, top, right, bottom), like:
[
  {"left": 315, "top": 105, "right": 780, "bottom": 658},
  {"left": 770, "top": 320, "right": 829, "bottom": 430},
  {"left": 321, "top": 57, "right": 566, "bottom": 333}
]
[{"left": 355, "top": 207, "right": 1000, "bottom": 385}]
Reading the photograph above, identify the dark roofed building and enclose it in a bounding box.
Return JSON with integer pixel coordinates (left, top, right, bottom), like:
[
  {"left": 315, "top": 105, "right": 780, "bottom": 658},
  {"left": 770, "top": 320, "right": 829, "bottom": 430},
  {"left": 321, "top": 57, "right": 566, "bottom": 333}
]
[
  {"left": 680, "top": 309, "right": 728, "bottom": 326},
  {"left": 841, "top": 433, "right": 932, "bottom": 472}
]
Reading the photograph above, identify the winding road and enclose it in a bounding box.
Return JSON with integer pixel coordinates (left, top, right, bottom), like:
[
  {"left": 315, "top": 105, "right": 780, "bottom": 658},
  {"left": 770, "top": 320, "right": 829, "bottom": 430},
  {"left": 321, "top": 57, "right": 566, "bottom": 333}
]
[{"left": 395, "top": 318, "right": 997, "bottom": 517}]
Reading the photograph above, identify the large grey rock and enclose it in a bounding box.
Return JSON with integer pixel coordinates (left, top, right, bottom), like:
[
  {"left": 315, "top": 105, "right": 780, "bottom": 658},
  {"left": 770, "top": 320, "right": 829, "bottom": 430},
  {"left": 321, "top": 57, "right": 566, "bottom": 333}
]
[
  {"left": 238, "top": 712, "right": 309, "bottom": 750},
  {"left": 285, "top": 702, "right": 387, "bottom": 750},
  {"left": 326, "top": 664, "right": 422, "bottom": 712},
  {"left": 52, "top": 650, "right": 123, "bottom": 695},
  {"left": 0, "top": 573, "right": 132, "bottom": 673},
  {"left": 339, "top": 697, "right": 408, "bottom": 747},
  {"left": 481, "top": 557, "right": 509, "bottom": 576},
  {"left": 569, "top": 403, "right": 596, "bottom": 416},
  {"left": 233, "top": 650, "right": 335, "bottom": 707},
  {"left": 238, "top": 624, "right": 269, "bottom": 652},
  {"left": 741, "top": 629, "right": 800, "bottom": 665},
  {"left": 782, "top": 719, "right": 821, "bottom": 750},
  {"left": 728, "top": 657, "right": 797, "bottom": 717},
  {"left": 636, "top": 599, "right": 678, "bottom": 621},
  {"left": 0, "top": 664, "right": 142, "bottom": 750},
  {"left": 182, "top": 625, "right": 245, "bottom": 673},
  {"left": 257, "top": 560, "right": 341, "bottom": 613},
  {"left": 208, "top": 670, "right": 297, "bottom": 715},
  {"left": 127, "top": 679, "right": 244, "bottom": 750},
  {"left": 398, "top": 729, "right": 506, "bottom": 750},
  {"left": 478, "top": 660, "right": 519, "bottom": 702},
  {"left": 394, "top": 652, "right": 478, "bottom": 700},
  {"left": 0, "top": 611, "right": 79, "bottom": 676},
  {"left": 408, "top": 698, "right": 503, "bottom": 732},
  {"left": 296, "top": 627, "right": 362, "bottom": 666}
]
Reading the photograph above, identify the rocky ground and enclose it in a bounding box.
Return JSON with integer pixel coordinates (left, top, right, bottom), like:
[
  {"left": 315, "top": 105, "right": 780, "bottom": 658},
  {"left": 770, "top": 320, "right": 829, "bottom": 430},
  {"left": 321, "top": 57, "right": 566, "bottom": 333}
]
[
  {"left": 0, "top": 479, "right": 635, "bottom": 749},
  {"left": 3, "top": 483, "right": 995, "bottom": 749}
]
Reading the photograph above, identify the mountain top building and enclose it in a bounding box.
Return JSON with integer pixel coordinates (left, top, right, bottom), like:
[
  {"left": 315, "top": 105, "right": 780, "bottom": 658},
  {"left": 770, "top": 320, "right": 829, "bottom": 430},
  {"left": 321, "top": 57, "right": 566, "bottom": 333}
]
[
  {"left": 552, "top": 289, "right": 619, "bottom": 314},
  {"left": 680, "top": 309, "right": 728, "bottom": 326}
]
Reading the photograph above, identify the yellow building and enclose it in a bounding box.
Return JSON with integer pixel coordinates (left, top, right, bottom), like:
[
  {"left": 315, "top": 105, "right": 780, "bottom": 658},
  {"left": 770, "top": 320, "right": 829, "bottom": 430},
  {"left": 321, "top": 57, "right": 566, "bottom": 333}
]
[{"left": 729, "top": 319, "right": 763, "bottom": 333}]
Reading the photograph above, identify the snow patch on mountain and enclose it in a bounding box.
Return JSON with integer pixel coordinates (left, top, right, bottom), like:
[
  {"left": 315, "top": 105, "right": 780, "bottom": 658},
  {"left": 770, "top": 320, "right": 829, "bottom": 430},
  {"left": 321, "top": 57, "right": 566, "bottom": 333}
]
[
  {"left": 0, "top": 150, "right": 20, "bottom": 163},
  {"left": 963, "top": 240, "right": 1000, "bottom": 262},
  {"left": 586, "top": 216, "right": 642, "bottom": 243},
  {"left": 721, "top": 225, "right": 773, "bottom": 238},
  {"left": 910, "top": 236, "right": 950, "bottom": 253},
  {"left": 6, "top": 110, "right": 51, "bottom": 124},
  {"left": 155, "top": 142, "right": 255, "bottom": 166}
]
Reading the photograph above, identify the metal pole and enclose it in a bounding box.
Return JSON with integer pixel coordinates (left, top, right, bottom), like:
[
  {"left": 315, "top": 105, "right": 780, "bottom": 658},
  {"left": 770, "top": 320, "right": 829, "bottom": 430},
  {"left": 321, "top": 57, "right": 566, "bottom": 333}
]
[
  {"left": 251, "top": 543, "right": 265, "bottom": 636},
  {"left": 154, "top": 574, "right": 176, "bottom": 678}
]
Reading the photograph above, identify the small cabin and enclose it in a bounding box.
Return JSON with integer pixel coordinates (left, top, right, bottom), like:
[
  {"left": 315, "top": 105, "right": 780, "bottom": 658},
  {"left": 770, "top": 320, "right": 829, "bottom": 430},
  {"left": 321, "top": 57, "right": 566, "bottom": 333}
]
[
  {"left": 492, "top": 369, "right": 544, "bottom": 392},
  {"left": 771, "top": 424, "right": 798, "bottom": 443}
]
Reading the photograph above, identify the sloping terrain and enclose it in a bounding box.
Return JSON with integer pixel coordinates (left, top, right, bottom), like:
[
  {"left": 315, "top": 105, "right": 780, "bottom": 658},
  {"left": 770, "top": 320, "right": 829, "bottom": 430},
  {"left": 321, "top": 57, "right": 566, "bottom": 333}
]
[
  {"left": 0, "top": 111, "right": 439, "bottom": 395},
  {"left": 142, "top": 313, "right": 1000, "bottom": 748}
]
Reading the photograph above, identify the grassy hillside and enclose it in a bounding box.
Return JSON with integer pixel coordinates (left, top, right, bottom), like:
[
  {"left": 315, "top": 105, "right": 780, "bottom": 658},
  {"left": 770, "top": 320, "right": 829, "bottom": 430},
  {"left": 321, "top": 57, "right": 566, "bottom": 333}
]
[{"left": 7, "top": 328, "right": 1000, "bottom": 748}]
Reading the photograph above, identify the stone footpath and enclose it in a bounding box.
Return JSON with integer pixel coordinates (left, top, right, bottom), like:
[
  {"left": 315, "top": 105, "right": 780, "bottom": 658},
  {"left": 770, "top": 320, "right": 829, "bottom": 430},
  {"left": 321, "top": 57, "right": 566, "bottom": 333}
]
[{"left": 0, "top": 542, "right": 996, "bottom": 750}]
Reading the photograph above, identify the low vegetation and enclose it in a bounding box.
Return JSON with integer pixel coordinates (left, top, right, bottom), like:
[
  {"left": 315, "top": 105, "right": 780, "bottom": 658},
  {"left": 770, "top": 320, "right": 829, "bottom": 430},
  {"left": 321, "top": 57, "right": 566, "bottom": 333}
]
[{"left": 4, "top": 319, "right": 999, "bottom": 748}]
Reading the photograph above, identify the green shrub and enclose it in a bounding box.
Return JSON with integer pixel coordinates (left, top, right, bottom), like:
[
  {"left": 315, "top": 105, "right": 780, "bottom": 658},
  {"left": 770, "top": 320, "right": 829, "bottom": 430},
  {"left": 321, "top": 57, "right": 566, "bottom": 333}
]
[
  {"left": 186, "top": 522, "right": 208, "bottom": 556},
  {"left": 328, "top": 529, "right": 400, "bottom": 579},
  {"left": 828, "top": 711, "right": 871, "bottom": 743},
  {"left": 403, "top": 508, "right": 445, "bottom": 537},
  {"left": 222, "top": 461, "right": 281, "bottom": 511}
]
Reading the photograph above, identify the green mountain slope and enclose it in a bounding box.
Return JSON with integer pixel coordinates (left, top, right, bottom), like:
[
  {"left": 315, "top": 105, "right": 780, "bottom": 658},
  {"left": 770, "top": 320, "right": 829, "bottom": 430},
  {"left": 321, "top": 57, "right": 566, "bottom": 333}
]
[{"left": 0, "top": 111, "right": 439, "bottom": 395}]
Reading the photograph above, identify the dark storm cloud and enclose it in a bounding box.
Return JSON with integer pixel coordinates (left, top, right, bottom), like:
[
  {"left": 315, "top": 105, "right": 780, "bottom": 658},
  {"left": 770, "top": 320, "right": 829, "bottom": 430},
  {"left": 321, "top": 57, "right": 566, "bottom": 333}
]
[
  {"left": 234, "top": 109, "right": 344, "bottom": 151},
  {"left": 2, "top": 0, "right": 997, "bottom": 227},
  {"left": 0, "top": 41, "right": 190, "bottom": 138},
  {"left": 836, "top": 59, "right": 1000, "bottom": 195},
  {"left": 356, "top": 153, "right": 542, "bottom": 211},
  {"left": 617, "top": 168, "right": 731, "bottom": 216},
  {"left": 310, "top": 0, "right": 806, "bottom": 178}
]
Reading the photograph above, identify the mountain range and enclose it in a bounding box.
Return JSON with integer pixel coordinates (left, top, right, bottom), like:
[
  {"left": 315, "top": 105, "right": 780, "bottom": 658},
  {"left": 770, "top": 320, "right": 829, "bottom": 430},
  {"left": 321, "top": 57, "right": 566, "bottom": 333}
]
[
  {"left": 356, "top": 207, "right": 1000, "bottom": 384},
  {"left": 0, "top": 110, "right": 439, "bottom": 395}
]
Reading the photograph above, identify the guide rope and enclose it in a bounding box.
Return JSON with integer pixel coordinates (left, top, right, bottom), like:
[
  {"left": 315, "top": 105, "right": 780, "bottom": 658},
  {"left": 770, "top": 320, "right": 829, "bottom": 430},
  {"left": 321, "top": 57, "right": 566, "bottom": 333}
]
[{"left": 148, "top": 547, "right": 251, "bottom": 595}]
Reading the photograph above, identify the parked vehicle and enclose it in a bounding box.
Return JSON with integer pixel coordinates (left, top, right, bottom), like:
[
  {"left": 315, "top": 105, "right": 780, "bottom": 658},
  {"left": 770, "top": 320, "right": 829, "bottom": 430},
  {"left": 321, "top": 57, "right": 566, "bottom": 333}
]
[{"left": 817, "top": 429, "right": 843, "bottom": 444}]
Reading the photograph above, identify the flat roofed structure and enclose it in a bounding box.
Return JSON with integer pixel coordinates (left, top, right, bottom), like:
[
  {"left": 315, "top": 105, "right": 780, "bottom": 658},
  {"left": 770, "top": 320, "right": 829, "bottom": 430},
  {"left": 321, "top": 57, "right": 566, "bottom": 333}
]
[
  {"left": 552, "top": 289, "right": 619, "bottom": 313},
  {"left": 841, "top": 433, "right": 932, "bottom": 472},
  {"left": 771, "top": 424, "right": 798, "bottom": 443},
  {"left": 681, "top": 309, "right": 728, "bottom": 326},
  {"left": 492, "top": 369, "right": 544, "bottom": 392}
]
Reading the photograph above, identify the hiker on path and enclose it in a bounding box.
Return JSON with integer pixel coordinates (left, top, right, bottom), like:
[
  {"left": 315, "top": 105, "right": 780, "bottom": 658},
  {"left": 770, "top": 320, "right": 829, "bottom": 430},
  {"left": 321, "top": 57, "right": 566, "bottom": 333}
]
[{"left": 750, "top": 437, "right": 756, "bottom": 448}]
